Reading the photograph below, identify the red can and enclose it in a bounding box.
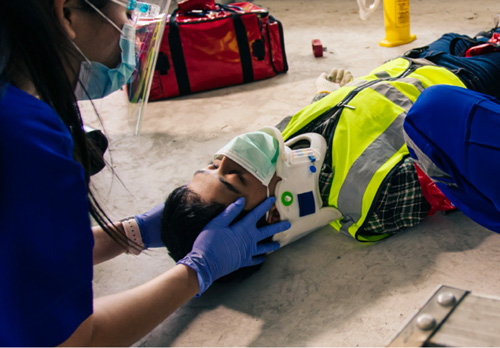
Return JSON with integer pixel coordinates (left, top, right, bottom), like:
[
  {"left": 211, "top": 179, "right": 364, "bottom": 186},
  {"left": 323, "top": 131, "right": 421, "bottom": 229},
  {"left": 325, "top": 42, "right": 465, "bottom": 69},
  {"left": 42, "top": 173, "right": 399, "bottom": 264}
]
[{"left": 312, "top": 39, "right": 323, "bottom": 57}]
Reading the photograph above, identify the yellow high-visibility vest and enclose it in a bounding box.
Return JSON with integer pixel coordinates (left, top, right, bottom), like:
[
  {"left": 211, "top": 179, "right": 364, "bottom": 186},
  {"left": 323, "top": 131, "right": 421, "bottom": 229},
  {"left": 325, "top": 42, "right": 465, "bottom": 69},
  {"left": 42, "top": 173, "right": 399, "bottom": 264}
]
[{"left": 282, "top": 57, "right": 466, "bottom": 241}]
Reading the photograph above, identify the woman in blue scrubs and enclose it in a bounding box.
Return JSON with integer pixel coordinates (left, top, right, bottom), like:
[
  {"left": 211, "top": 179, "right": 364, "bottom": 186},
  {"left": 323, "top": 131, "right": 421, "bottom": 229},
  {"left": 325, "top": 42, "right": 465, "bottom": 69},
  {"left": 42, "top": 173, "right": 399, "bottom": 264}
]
[{"left": 0, "top": 0, "right": 289, "bottom": 345}]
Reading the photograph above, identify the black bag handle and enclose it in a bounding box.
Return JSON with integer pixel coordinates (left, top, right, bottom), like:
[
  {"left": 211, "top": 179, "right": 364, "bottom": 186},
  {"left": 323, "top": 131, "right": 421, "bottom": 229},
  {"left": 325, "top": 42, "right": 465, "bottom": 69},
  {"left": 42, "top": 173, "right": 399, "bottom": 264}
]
[
  {"left": 219, "top": 4, "right": 254, "bottom": 84},
  {"left": 168, "top": 9, "right": 191, "bottom": 96},
  {"left": 265, "top": 15, "right": 288, "bottom": 74}
]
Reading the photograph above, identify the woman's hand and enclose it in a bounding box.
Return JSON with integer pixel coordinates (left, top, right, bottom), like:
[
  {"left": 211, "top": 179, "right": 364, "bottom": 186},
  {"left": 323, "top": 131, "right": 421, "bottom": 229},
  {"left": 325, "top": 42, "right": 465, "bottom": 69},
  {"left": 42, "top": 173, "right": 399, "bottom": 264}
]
[
  {"left": 135, "top": 203, "right": 165, "bottom": 248},
  {"left": 178, "top": 196, "right": 291, "bottom": 295}
]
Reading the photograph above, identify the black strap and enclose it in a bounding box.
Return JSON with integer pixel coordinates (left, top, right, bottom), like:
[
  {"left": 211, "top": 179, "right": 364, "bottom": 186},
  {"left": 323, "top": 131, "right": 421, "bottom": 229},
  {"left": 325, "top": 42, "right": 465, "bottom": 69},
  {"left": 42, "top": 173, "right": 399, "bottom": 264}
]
[
  {"left": 265, "top": 17, "right": 277, "bottom": 74},
  {"left": 155, "top": 52, "right": 170, "bottom": 75},
  {"left": 221, "top": 5, "right": 254, "bottom": 83},
  {"left": 168, "top": 9, "right": 191, "bottom": 95},
  {"left": 276, "top": 17, "right": 288, "bottom": 72},
  {"left": 265, "top": 15, "right": 288, "bottom": 74}
]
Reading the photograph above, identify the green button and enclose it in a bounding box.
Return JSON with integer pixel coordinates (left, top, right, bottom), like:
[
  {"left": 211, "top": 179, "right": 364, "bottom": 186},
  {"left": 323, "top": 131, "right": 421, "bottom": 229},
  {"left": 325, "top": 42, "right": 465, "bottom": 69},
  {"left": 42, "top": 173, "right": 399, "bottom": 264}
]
[{"left": 281, "top": 191, "right": 293, "bottom": 206}]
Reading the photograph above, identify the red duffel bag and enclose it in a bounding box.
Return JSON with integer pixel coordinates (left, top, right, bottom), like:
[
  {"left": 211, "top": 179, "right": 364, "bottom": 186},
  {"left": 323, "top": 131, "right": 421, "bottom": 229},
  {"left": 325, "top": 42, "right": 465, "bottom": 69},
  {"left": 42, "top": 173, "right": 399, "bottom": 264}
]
[{"left": 149, "top": 1, "right": 288, "bottom": 100}]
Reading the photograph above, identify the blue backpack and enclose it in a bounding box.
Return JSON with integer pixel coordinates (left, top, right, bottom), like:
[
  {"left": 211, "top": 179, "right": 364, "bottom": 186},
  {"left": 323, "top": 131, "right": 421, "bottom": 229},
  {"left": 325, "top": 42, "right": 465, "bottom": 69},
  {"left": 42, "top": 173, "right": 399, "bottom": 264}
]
[{"left": 404, "top": 85, "right": 500, "bottom": 232}]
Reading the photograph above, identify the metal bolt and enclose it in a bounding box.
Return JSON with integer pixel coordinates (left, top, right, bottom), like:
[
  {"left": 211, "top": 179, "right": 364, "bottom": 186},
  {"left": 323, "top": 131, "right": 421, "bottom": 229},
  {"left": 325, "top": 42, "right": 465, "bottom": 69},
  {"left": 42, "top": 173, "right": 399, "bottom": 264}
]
[
  {"left": 416, "top": 314, "right": 436, "bottom": 331},
  {"left": 437, "top": 292, "right": 456, "bottom": 307}
]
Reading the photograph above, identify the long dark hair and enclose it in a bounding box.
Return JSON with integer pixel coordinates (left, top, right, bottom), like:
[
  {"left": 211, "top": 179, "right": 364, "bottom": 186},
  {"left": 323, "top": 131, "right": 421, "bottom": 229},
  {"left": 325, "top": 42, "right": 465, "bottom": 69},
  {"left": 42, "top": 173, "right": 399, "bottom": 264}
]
[{"left": 0, "top": 0, "right": 130, "bottom": 249}]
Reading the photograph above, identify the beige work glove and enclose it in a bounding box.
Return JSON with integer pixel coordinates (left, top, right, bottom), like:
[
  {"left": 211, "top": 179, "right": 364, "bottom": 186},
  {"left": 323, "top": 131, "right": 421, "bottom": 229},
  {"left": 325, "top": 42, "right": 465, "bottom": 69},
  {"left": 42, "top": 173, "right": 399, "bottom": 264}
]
[
  {"left": 315, "top": 68, "right": 353, "bottom": 94},
  {"left": 328, "top": 68, "right": 353, "bottom": 87}
]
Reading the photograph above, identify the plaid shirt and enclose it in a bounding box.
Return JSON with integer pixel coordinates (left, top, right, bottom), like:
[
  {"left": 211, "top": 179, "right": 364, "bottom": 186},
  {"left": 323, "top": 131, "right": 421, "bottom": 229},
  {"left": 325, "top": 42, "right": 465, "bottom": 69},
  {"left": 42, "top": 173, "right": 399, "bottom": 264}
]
[
  {"left": 284, "top": 93, "right": 430, "bottom": 235},
  {"left": 319, "top": 157, "right": 430, "bottom": 235}
]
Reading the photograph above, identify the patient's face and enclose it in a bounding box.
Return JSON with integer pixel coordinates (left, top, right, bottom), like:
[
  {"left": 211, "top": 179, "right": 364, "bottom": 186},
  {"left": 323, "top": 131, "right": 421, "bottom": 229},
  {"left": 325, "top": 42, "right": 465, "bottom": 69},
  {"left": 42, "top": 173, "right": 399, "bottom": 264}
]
[{"left": 188, "top": 155, "right": 279, "bottom": 211}]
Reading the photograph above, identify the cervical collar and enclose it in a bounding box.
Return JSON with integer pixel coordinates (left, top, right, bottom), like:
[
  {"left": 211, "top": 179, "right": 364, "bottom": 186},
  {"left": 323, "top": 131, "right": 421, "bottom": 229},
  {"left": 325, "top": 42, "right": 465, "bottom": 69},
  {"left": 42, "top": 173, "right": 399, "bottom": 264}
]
[{"left": 259, "top": 127, "right": 342, "bottom": 247}]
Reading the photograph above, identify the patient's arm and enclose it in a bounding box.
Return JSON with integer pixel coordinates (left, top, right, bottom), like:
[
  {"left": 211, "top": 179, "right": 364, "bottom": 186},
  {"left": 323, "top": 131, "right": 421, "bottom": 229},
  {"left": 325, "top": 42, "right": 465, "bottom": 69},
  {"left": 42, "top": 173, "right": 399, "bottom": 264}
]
[{"left": 275, "top": 68, "right": 353, "bottom": 131}]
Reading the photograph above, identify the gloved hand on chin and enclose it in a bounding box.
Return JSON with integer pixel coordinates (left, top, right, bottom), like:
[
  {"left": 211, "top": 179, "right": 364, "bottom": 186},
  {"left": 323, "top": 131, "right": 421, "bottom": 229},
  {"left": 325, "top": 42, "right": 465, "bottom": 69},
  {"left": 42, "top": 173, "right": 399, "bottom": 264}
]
[{"left": 178, "top": 196, "right": 291, "bottom": 296}]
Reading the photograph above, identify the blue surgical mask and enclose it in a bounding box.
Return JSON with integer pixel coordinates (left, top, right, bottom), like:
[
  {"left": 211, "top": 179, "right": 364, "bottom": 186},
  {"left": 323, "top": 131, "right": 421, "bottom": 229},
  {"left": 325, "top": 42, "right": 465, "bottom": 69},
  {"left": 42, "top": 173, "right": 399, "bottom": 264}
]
[
  {"left": 73, "top": 0, "right": 137, "bottom": 101},
  {"left": 215, "top": 131, "right": 279, "bottom": 186}
]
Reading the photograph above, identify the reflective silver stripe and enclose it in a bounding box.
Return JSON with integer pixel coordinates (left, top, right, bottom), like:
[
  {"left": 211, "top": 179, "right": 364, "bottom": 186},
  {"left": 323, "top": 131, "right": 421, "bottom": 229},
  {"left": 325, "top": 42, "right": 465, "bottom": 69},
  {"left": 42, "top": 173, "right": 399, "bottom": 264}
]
[
  {"left": 344, "top": 76, "right": 424, "bottom": 94},
  {"left": 370, "top": 83, "right": 414, "bottom": 111},
  {"left": 397, "top": 77, "right": 425, "bottom": 93},
  {"left": 375, "top": 71, "right": 391, "bottom": 79},
  {"left": 408, "top": 57, "right": 436, "bottom": 67},
  {"left": 345, "top": 78, "right": 371, "bottom": 88},
  {"left": 403, "top": 131, "right": 458, "bottom": 187},
  {"left": 338, "top": 111, "right": 407, "bottom": 233},
  {"left": 336, "top": 75, "right": 426, "bottom": 233}
]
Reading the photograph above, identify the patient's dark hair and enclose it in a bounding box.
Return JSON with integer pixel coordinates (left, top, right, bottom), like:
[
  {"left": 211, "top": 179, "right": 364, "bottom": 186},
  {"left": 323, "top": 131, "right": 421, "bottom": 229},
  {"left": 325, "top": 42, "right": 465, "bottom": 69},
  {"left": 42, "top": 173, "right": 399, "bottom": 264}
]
[
  {"left": 161, "top": 185, "right": 226, "bottom": 261},
  {"left": 161, "top": 185, "right": 268, "bottom": 282}
]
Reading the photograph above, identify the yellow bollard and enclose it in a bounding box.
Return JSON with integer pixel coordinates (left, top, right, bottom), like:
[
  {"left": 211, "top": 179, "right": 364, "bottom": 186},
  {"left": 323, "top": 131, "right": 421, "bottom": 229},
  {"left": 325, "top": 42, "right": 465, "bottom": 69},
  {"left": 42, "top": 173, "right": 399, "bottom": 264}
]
[{"left": 379, "top": 0, "right": 416, "bottom": 47}]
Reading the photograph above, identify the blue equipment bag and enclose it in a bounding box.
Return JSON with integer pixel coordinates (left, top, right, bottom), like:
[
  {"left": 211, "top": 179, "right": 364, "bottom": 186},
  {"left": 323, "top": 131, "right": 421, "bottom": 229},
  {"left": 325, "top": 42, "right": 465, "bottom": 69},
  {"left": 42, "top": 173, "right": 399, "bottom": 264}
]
[{"left": 404, "top": 85, "right": 500, "bottom": 233}]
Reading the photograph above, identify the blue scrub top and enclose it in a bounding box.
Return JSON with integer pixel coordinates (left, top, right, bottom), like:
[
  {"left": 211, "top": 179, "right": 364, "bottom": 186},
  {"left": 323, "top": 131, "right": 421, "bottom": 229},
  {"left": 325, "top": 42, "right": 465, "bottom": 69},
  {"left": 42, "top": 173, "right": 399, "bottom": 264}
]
[{"left": 0, "top": 85, "right": 94, "bottom": 346}]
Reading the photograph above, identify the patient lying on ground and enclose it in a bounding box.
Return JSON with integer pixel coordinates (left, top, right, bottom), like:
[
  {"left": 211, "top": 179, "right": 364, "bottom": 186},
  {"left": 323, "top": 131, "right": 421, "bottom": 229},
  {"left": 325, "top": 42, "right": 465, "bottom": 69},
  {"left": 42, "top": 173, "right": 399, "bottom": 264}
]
[
  {"left": 162, "top": 27, "right": 500, "bottom": 266},
  {"left": 162, "top": 126, "right": 347, "bottom": 263},
  {"left": 161, "top": 61, "right": 437, "bottom": 263}
]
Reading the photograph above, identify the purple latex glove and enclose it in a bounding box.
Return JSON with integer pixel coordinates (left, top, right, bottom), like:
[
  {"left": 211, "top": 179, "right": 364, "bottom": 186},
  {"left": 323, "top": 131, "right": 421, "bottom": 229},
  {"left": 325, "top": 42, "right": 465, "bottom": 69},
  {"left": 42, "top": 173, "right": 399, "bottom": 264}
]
[
  {"left": 135, "top": 203, "right": 164, "bottom": 248},
  {"left": 178, "top": 196, "right": 291, "bottom": 295}
]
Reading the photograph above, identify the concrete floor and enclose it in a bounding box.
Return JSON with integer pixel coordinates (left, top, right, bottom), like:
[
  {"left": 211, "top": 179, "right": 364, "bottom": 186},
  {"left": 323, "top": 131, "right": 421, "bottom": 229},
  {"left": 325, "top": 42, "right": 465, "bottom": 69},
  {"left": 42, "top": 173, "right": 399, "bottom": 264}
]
[{"left": 82, "top": 0, "right": 500, "bottom": 346}]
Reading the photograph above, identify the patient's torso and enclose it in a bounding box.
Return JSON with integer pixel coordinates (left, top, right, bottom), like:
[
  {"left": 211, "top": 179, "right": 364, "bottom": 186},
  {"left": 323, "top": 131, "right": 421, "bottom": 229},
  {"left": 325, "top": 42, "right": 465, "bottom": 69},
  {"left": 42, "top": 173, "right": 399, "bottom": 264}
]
[{"left": 277, "top": 87, "right": 430, "bottom": 236}]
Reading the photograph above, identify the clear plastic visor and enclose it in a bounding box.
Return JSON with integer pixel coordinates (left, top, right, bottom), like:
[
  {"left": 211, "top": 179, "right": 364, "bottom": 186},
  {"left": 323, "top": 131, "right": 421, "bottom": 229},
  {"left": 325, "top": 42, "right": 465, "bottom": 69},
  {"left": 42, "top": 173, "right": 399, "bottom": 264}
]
[
  {"left": 124, "top": 0, "right": 171, "bottom": 134},
  {"left": 85, "top": 0, "right": 171, "bottom": 134}
]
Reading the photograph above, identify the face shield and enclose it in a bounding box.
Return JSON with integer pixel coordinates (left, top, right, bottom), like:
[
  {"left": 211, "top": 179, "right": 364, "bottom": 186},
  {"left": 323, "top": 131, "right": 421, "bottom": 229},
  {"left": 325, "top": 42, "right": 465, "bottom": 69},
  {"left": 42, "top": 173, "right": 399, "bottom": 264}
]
[{"left": 108, "top": 0, "right": 170, "bottom": 134}]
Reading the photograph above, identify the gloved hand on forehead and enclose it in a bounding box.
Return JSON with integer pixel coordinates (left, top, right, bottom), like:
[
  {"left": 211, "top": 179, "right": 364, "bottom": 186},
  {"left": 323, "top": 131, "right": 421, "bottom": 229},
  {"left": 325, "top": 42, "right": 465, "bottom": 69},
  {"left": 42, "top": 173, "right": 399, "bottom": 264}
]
[
  {"left": 178, "top": 196, "right": 291, "bottom": 296},
  {"left": 315, "top": 67, "right": 353, "bottom": 94}
]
